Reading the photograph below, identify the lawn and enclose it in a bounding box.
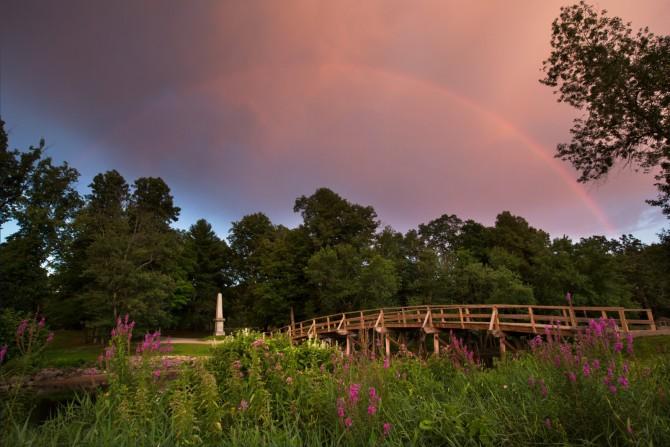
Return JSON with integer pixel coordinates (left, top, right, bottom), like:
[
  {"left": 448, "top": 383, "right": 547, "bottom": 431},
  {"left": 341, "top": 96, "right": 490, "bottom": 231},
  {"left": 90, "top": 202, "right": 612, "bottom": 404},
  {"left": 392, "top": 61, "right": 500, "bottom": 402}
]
[{"left": 41, "top": 330, "right": 213, "bottom": 368}]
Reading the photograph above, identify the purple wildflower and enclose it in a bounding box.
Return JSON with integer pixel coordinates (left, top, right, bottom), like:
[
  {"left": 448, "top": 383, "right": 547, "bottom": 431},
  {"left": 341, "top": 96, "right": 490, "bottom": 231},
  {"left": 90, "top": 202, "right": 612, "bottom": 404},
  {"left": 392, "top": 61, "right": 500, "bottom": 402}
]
[
  {"left": 614, "top": 340, "right": 624, "bottom": 353},
  {"left": 238, "top": 399, "right": 249, "bottom": 411},
  {"left": 344, "top": 417, "right": 353, "bottom": 428},
  {"left": 567, "top": 372, "right": 577, "bottom": 383},
  {"left": 367, "top": 405, "right": 377, "bottom": 415},
  {"left": 618, "top": 376, "right": 629, "bottom": 389},
  {"left": 582, "top": 363, "right": 591, "bottom": 377},
  {"left": 46, "top": 332, "right": 54, "bottom": 344},
  {"left": 348, "top": 383, "right": 361, "bottom": 404},
  {"left": 626, "top": 333, "right": 634, "bottom": 355},
  {"left": 383, "top": 422, "right": 392, "bottom": 436},
  {"left": 16, "top": 320, "right": 29, "bottom": 337}
]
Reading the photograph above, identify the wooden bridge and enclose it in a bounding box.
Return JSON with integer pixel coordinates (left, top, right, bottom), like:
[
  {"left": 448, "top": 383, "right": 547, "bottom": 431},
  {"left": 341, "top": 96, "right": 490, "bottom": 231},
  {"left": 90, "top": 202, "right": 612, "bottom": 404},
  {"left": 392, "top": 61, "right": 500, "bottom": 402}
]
[{"left": 278, "top": 304, "right": 669, "bottom": 357}]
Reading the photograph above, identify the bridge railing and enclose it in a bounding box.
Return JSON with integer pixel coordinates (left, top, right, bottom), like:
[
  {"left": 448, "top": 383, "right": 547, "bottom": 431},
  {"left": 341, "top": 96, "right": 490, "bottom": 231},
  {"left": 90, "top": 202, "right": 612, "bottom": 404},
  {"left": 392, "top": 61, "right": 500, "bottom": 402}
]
[{"left": 280, "top": 304, "right": 657, "bottom": 339}]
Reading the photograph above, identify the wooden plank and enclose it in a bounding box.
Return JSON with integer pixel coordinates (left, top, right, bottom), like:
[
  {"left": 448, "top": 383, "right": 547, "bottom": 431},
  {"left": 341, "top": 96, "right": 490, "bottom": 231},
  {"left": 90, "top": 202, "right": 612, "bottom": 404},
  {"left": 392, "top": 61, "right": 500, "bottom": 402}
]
[
  {"left": 459, "top": 307, "right": 464, "bottom": 329},
  {"left": 488, "top": 307, "right": 498, "bottom": 331},
  {"left": 529, "top": 307, "right": 536, "bottom": 333},
  {"left": 647, "top": 310, "right": 657, "bottom": 331},
  {"left": 618, "top": 309, "right": 629, "bottom": 333}
]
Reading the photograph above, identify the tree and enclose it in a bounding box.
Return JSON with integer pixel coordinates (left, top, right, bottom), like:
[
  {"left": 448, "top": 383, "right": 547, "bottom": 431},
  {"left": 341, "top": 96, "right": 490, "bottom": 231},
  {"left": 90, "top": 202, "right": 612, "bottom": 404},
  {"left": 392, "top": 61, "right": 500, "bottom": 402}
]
[
  {"left": 180, "top": 219, "right": 232, "bottom": 330},
  {"left": 305, "top": 244, "right": 399, "bottom": 314},
  {"left": 0, "top": 131, "right": 81, "bottom": 312},
  {"left": 418, "top": 213, "right": 463, "bottom": 260},
  {"left": 0, "top": 119, "right": 42, "bottom": 234},
  {"left": 294, "top": 188, "right": 378, "bottom": 249},
  {"left": 60, "top": 172, "right": 186, "bottom": 330},
  {"left": 227, "top": 213, "right": 278, "bottom": 327},
  {"left": 541, "top": 2, "right": 670, "bottom": 215},
  {"left": 571, "top": 236, "right": 632, "bottom": 306}
]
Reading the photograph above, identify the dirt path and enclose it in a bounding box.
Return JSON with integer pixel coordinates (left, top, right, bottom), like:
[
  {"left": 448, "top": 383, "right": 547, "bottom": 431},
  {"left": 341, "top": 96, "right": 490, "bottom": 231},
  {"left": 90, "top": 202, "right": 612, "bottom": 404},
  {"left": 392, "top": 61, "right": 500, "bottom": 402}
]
[{"left": 169, "top": 337, "right": 216, "bottom": 345}]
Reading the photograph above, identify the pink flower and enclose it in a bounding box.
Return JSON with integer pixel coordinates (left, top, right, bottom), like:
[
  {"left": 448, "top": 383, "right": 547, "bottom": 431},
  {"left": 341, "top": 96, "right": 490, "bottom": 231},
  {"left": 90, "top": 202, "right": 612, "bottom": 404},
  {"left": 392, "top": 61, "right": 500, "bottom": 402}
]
[
  {"left": 238, "top": 399, "right": 249, "bottom": 411},
  {"left": 567, "top": 372, "right": 577, "bottom": 383},
  {"left": 286, "top": 376, "right": 293, "bottom": 385},
  {"left": 38, "top": 317, "right": 46, "bottom": 328},
  {"left": 152, "top": 369, "right": 161, "bottom": 379},
  {"left": 337, "top": 405, "right": 345, "bottom": 418},
  {"left": 348, "top": 383, "right": 361, "bottom": 404},
  {"left": 618, "top": 376, "right": 629, "bottom": 389},
  {"left": 565, "top": 292, "right": 572, "bottom": 305},
  {"left": 626, "top": 333, "right": 634, "bottom": 355},
  {"left": 344, "top": 417, "right": 353, "bottom": 428},
  {"left": 16, "top": 320, "right": 29, "bottom": 337},
  {"left": 383, "top": 422, "right": 392, "bottom": 436},
  {"left": 46, "top": 332, "right": 54, "bottom": 344},
  {"left": 614, "top": 341, "right": 624, "bottom": 353},
  {"left": 383, "top": 357, "right": 390, "bottom": 369},
  {"left": 591, "top": 359, "right": 601, "bottom": 370},
  {"left": 0, "top": 344, "right": 7, "bottom": 364},
  {"left": 367, "top": 405, "right": 377, "bottom": 415},
  {"left": 582, "top": 363, "right": 591, "bottom": 377},
  {"left": 369, "top": 387, "right": 378, "bottom": 402},
  {"left": 609, "top": 385, "right": 618, "bottom": 394}
]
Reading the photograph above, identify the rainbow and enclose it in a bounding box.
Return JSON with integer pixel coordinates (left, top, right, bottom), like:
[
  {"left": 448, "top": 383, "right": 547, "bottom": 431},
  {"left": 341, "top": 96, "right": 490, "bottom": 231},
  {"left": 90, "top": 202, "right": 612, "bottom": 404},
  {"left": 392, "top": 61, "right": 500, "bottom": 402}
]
[{"left": 327, "top": 62, "right": 615, "bottom": 234}]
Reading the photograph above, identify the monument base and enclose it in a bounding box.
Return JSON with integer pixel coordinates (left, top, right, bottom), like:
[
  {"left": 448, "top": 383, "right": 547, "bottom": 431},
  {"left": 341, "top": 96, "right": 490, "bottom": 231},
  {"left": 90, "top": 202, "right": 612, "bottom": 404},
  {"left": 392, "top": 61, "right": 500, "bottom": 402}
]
[{"left": 214, "top": 318, "right": 225, "bottom": 336}]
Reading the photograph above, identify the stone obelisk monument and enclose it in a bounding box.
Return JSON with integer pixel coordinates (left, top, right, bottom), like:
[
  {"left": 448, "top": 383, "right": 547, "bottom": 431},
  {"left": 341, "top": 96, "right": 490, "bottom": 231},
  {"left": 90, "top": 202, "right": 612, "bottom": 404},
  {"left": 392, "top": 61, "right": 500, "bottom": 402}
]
[{"left": 214, "top": 292, "right": 225, "bottom": 336}]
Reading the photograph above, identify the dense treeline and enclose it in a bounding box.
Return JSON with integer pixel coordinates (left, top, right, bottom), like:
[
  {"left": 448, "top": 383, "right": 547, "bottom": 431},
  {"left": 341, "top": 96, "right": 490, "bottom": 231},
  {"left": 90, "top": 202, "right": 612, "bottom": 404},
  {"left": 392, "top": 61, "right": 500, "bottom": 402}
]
[{"left": 1, "top": 119, "right": 669, "bottom": 334}]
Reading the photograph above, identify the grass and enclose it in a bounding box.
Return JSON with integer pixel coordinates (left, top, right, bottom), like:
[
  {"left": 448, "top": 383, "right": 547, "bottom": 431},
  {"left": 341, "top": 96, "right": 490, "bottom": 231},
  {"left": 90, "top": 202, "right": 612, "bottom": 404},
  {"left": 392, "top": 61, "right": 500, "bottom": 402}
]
[
  {"left": 40, "top": 330, "right": 213, "bottom": 368},
  {"left": 4, "top": 325, "right": 670, "bottom": 446}
]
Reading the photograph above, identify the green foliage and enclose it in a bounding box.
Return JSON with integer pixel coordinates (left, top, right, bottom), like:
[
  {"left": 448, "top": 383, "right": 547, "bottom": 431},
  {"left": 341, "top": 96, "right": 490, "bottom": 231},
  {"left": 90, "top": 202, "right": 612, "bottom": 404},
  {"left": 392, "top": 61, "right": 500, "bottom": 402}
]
[
  {"left": 4, "top": 326, "right": 670, "bottom": 446},
  {"left": 3, "top": 115, "right": 670, "bottom": 331},
  {"left": 541, "top": 1, "right": 670, "bottom": 215},
  {"left": 294, "top": 187, "right": 378, "bottom": 249},
  {"left": 180, "top": 219, "right": 232, "bottom": 330}
]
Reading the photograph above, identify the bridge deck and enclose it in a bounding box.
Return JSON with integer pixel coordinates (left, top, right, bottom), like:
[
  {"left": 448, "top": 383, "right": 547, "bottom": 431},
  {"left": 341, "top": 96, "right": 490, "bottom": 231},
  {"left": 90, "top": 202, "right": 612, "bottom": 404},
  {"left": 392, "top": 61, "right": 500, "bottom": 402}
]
[{"left": 278, "top": 304, "right": 669, "bottom": 342}]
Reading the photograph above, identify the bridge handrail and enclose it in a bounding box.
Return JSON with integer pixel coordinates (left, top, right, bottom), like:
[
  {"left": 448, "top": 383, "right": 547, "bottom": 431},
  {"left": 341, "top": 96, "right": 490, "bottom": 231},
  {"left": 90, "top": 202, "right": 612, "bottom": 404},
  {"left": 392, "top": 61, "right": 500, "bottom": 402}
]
[{"left": 278, "top": 303, "right": 657, "bottom": 338}]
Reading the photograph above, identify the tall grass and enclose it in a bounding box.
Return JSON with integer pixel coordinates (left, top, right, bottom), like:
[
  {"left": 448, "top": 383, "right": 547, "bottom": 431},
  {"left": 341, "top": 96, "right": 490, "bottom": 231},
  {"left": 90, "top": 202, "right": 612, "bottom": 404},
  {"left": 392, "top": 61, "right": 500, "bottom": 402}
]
[{"left": 2, "top": 319, "right": 669, "bottom": 446}]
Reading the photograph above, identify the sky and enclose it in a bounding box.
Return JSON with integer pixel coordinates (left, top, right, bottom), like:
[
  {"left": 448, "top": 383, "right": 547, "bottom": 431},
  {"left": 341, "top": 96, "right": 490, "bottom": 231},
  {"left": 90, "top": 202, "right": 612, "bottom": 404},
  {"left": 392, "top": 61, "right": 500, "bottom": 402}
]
[{"left": 1, "top": 0, "right": 669, "bottom": 242}]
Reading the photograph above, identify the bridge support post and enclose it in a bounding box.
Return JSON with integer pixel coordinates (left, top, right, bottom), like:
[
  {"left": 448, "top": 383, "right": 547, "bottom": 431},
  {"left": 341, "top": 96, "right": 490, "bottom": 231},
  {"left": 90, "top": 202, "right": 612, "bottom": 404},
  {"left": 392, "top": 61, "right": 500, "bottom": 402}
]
[
  {"left": 498, "top": 333, "right": 506, "bottom": 359},
  {"left": 385, "top": 334, "right": 390, "bottom": 357},
  {"left": 345, "top": 335, "right": 352, "bottom": 357},
  {"left": 433, "top": 334, "right": 440, "bottom": 357}
]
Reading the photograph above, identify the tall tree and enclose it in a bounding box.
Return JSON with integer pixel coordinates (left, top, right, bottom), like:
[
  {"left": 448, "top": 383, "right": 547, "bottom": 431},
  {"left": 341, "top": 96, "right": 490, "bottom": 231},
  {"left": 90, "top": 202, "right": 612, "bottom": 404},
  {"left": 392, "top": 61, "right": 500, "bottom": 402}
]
[
  {"left": 294, "top": 188, "right": 378, "bottom": 249},
  {"left": 61, "top": 172, "right": 185, "bottom": 330},
  {"left": 541, "top": 2, "right": 670, "bottom": 215},
  {"left": 0, "top": 126, "right": 81, "bottom": 312},
  {"left": 0, "top": 120, "right": 42, "bottom": 235},
  {"left": 418, "top": 213, "right": 463, "bottom": 261},
  {"left": 181, "top": 219, "right": 232, "bottom": 330}
]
